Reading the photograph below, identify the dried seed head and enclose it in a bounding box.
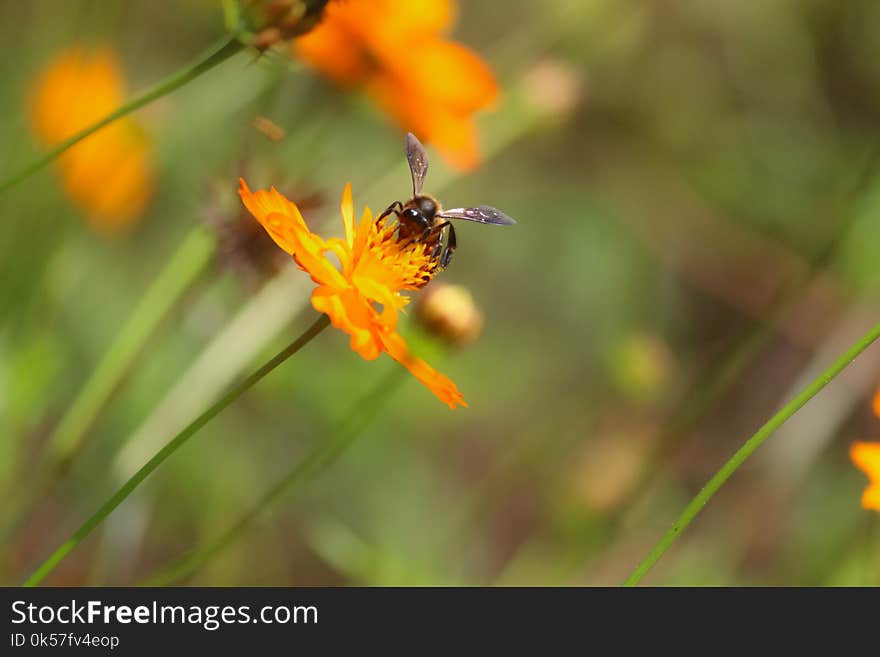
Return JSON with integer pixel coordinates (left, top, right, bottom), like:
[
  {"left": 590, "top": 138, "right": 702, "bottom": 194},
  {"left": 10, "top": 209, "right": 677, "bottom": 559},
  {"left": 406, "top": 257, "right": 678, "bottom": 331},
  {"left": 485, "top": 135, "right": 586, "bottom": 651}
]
[
  {"left": 246, "top": 0, "right": 329, "bottom": 51},
  {"left": 202, "top": 179, "right": 322, "bottom": 290}
]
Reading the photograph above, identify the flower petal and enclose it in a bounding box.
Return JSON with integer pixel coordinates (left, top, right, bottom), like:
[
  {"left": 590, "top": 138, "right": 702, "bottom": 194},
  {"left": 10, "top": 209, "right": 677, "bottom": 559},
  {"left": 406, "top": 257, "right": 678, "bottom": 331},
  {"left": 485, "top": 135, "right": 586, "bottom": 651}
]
[
  {"left": 238, "top": 178, "right": 307, "bottom": 255},
  {"left": 352, "top": 274, "right": 405, "bottom": 329},
  {"left": 420, "top": 109, "right": 482, "bottom": 172},
  {"left": 341, "top": 182, "right": 355, "bottom": 248},
  {"left": 851, "top": 441, "right": 880, "bottom": 511},
  {"left": 290, "top": 0, "right": 496, "bottom": 173},
  {"left": 30, "top": 47, "right": 125, "bottom": 146},
  {"left": 239, "top": 179, "right": 354, "bottom": 290},
  {"left": 379, "top": 331, "right": 467, "bottom": 409},
  {"left": 285, "top": 219, "right": 351, "bottom": 290},
  {"left": 351, "top": 206, "right": 376, "bottom": 263},
  {"left": 311, "top": 286, "right": 382, "bottom": 360},
  {"left": 368, "top": 74, "right": 484, "bottom": 171},
  {"left": 58, "top": 120, "right": 153, "bottom": 231},
  {"left": 376, "top": 37, "right": 498, "bottom": 112},
  {"left": 324, "top": 237, "right": 354, "bottom": 275},
  {"left": 29, "top": 45, "right": 153, "bottom": 231},
  {"left": 292, "top": 15, "right": 372, "bottom": 86},
  {"left": 374, "top": 0, "right": 455, "bottom": 37}
]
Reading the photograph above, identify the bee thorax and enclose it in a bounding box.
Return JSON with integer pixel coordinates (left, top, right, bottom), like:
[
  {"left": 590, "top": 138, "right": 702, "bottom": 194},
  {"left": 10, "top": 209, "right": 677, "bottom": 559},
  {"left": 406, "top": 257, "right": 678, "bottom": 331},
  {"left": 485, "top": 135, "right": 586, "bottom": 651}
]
[{"left": 406, "top": 194, "right": 441, "bottom": 221}]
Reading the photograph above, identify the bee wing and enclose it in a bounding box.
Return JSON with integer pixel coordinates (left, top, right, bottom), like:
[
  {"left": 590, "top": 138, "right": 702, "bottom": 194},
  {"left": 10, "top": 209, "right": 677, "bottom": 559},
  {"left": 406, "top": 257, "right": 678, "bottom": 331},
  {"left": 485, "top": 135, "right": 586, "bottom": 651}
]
[
  {"left": 438, "top": 206, "right": 517, "bottom": 226},
  {"left": 405, "top": 132, "right": 429, "bottom": 196}
]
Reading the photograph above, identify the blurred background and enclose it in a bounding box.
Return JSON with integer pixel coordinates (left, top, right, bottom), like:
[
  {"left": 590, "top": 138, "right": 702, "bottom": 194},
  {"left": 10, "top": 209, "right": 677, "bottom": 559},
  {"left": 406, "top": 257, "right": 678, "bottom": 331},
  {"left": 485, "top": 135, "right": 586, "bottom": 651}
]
[{"left": 2, "top": 0, "right": 880, "bottom": 586}]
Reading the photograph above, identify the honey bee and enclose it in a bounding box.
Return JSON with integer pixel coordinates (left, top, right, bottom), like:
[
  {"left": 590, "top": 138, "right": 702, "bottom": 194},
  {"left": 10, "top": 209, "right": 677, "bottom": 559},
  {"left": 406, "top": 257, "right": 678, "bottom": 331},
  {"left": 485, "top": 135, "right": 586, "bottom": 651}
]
[{"left": 377, "top": 133, "right": 516, "bottom": 271}]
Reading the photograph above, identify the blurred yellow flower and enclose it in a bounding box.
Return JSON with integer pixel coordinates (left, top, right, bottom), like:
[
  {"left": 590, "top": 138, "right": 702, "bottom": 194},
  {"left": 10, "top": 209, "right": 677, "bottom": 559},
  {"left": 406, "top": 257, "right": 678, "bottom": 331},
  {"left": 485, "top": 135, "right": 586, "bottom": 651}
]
[
  {"left": 292, "top": 0, "right": 499, "bottom": 171},
  {"left": 850, "top": 442, "right": 880, "bottom": 511},
  {"left": 29, "top": 46, "right": 154, "bottom": 233},
  {"left": 238, "top": 178, "right": 466, "bottom": 408}
]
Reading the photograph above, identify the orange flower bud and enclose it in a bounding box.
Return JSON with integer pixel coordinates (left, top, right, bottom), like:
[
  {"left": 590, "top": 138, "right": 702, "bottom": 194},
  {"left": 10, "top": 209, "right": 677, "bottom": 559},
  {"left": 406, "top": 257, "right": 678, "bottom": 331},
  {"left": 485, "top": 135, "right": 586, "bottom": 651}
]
[{"left": 201, "top": 178, "right": 321, "bottom": 290}]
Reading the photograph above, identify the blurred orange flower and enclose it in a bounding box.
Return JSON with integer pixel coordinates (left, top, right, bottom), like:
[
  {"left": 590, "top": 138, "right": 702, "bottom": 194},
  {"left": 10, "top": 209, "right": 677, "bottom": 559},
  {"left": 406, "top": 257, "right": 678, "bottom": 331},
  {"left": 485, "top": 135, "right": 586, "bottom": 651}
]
[
  {"left": 872, "top": 386, "right": 880, "bottom": 419},
  {"left": 29, "top": 46, "right": 154, "bottom": 233},
  {"left": 293, "top": 0, "right": 499, "bottom": 171},
  {"left": 850, "top": 442, "right": 880, "bottom": 511},
  {"left": 238, "top": 178, "right": 466, "bottom": 408}
]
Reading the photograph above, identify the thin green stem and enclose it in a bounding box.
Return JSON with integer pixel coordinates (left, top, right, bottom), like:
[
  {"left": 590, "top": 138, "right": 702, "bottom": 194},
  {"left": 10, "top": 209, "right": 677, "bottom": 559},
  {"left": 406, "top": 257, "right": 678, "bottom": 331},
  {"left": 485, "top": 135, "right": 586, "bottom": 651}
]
[
  {"left": 624, "top": 321, "right": 880, "bottom": 586},
  {"left": 142, "top": 368, "right": 407, "bottom": 586},
  {"left": 221, "top": 0, "right": 242, "bottom": 31},
  {"left": 563, "top": 142, "right": 880, "bottom": 577},
  {"left": 53, "top": 228, "right": 215, "bottom": 465},
  {"left": 1, "top": 228, "right": 214, "bottom": 547},
  {"left": 0, "top": 34, "right": 243, "bottom": 195},
  {"left": 22, "top": 314, "right": 330, "bottom": 587}
]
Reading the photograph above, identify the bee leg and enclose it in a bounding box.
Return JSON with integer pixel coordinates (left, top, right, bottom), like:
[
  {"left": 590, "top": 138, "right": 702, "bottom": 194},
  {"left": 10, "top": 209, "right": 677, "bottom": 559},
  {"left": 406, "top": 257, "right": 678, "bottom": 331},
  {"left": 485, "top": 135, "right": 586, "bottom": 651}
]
[
  {"left": 428, "top": 223, "right": 456, "bottom": 268},
  {"left": 418, "top": 216, "right": 438, "bottom": 242},
  {"left": 378, "top": 201, "right": 403, "bottom": 224},
  {"left": 428, "top": 221, "right": 451, "bottom": 258},
  {"left": 440, "top": 223, "right": 457, "bottom": 269}
]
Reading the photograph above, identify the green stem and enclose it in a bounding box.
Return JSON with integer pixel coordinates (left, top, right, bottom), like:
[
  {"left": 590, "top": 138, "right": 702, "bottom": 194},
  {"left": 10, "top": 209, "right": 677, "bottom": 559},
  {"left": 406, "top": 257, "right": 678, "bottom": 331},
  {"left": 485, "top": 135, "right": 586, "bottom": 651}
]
[
  {"left": 142, "top": 368, "right": 407, "bottom": 586},
  {"left": 624, "top": 321, "right": 880, "bottom": 586},
  {"left": 22, "top": 314, "right": 330, "bottom": 587},
  {"left": 570, "top": 143, "right": 880, "bottom": 575},
  {"left": 221, "top": 0, "right": 241, "bottom": 31},
  {"left": 1, "top": 228, "right": 214, "bottom": 548},
  {"left": 52, "top": 228, "right": 215, "bottom": 465},
  {"left": 0, "top": 34, "right": 243, "bottom": 195}
]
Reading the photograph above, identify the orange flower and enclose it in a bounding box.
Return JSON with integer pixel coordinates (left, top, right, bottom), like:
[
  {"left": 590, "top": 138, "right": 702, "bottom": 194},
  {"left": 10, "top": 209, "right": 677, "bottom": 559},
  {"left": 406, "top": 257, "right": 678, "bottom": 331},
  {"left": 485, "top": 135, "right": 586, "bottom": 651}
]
[
  {"left": 293, "top": 0, "right": 498, "bottom": 171},
  {"left": 850, "top": 442, "right": 880, "bottom": 511},
  {"left": 238, "top": 178, "right": 466, "bottom": 408},
  {"left": 29, "top": 46, "right": 154, "bottom": 233}
]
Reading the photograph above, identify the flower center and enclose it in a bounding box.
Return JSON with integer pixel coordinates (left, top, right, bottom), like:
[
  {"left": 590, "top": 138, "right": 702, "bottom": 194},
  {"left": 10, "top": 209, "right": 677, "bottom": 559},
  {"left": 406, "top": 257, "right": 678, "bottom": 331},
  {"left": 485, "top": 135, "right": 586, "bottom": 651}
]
[{"left": 373, "top": 217, "right": 441, "bottom": 290}]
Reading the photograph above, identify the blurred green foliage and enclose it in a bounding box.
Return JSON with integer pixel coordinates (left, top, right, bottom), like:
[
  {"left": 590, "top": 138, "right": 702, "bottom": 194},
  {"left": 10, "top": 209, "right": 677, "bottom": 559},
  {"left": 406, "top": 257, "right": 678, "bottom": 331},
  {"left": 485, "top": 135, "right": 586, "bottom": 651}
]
[{"left": 2, "top": 0, "right": 880, "bottom": 586}]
